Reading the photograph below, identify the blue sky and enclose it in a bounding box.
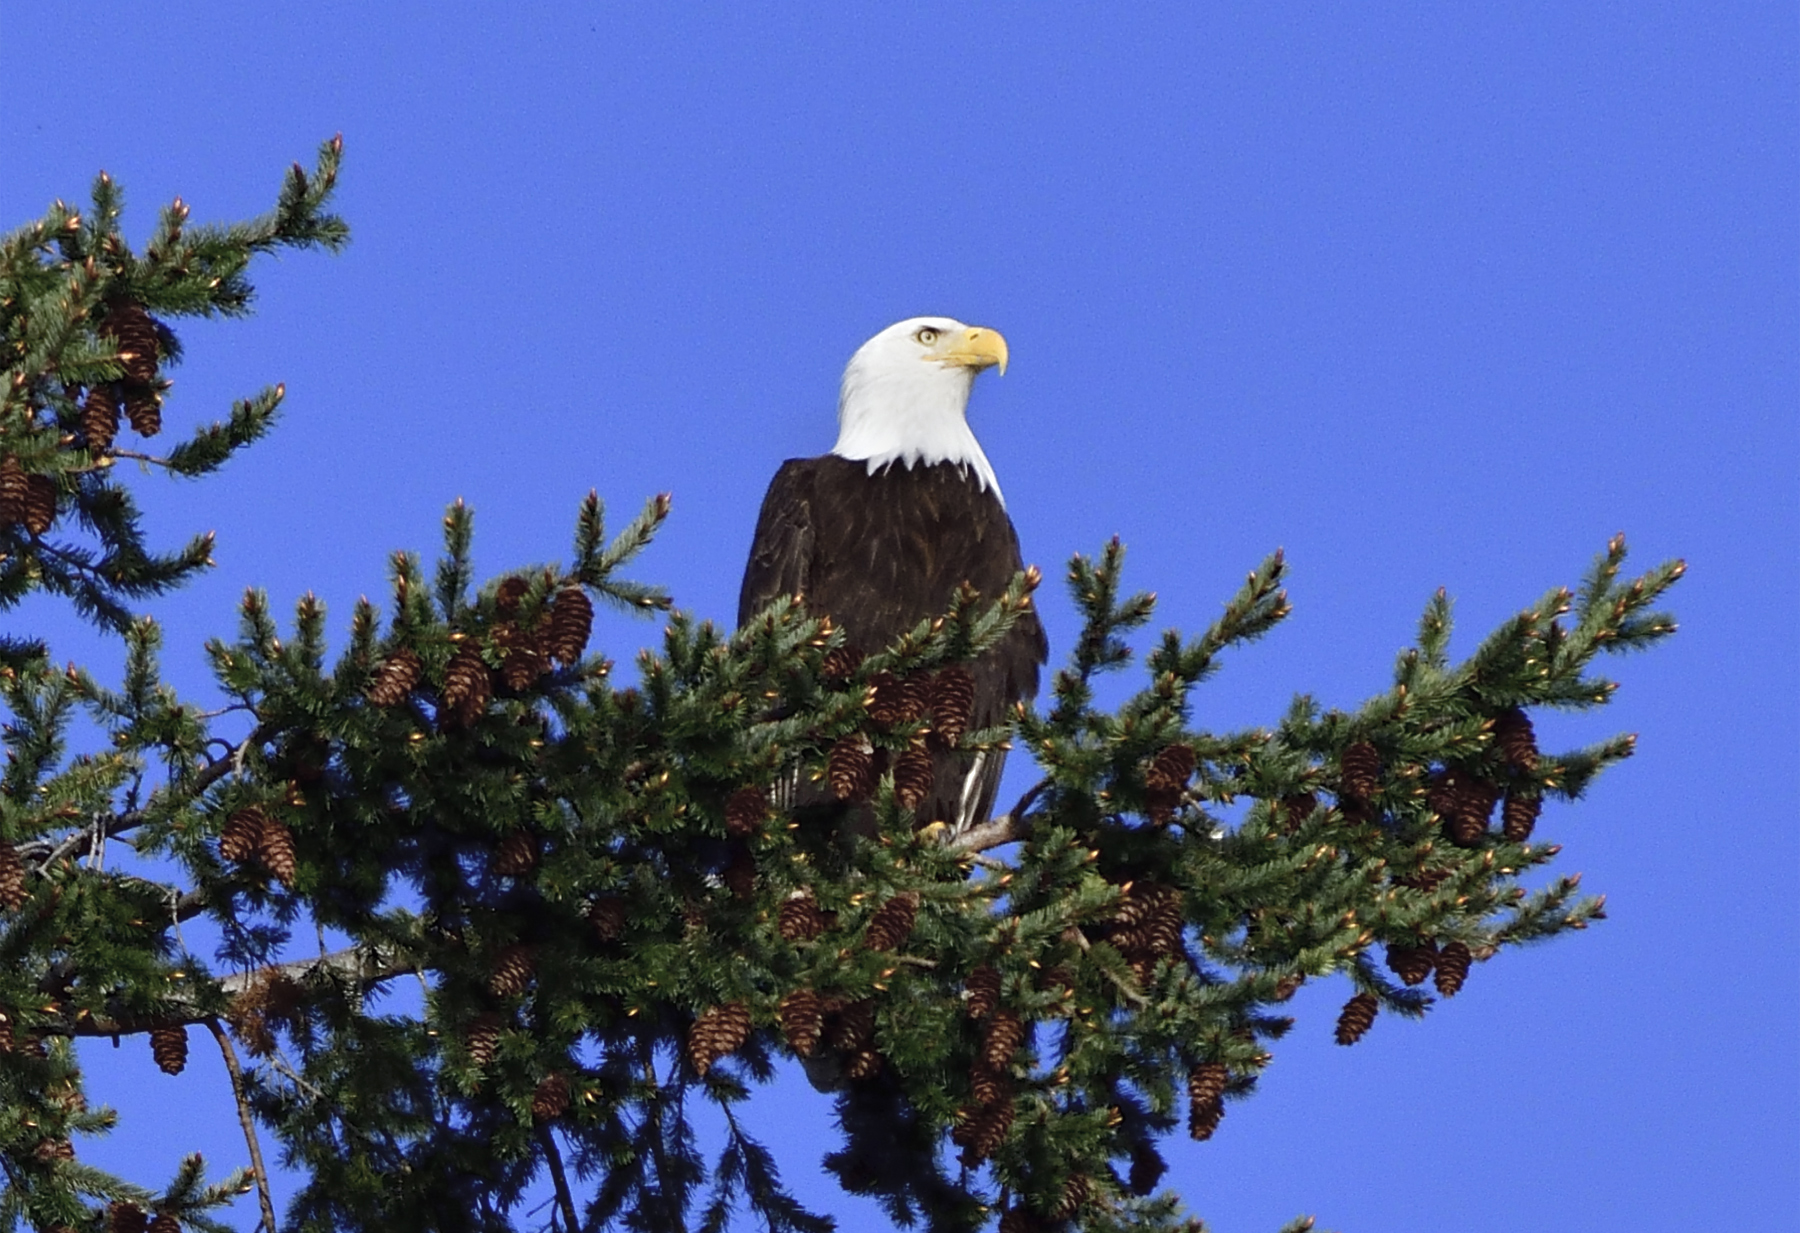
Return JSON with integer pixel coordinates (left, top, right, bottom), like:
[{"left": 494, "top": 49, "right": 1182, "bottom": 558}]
[{"left": 3, "top": 5, "right": 1795, "bottom": 1230}]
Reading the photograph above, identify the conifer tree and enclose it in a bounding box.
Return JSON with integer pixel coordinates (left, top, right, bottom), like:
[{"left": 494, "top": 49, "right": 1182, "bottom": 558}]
[{"left": 0, "top": 143, "right": 1682, "bottom": 1233}]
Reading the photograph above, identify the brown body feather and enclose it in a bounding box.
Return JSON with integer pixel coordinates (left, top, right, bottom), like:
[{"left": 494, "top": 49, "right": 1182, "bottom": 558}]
[{"left": 739, "top": 456, "right": 1047, "bottom": 835}]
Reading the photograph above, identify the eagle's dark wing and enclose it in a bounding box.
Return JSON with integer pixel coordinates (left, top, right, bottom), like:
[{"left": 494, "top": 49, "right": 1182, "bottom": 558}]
[{"left": 738, "top": 460, "right": 819, "bottom": 627}]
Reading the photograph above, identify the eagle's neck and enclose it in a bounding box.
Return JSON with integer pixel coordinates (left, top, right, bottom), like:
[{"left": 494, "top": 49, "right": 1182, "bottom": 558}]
[{"left": 830, "top": 357, "right": 1004, "bottom": 505}]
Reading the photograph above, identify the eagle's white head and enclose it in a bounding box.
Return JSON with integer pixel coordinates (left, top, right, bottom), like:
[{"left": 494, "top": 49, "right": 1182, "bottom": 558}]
[{"left": 831, "top": 316, "right": 1010, "bottom": 503}]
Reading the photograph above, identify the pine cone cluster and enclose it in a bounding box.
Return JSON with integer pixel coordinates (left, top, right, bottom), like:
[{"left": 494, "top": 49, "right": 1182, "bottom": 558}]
[
  {"left": 100, "top": 301, "right": 164, "bottom": 436},
  {"left": 1334, "top": 992, "right": 1379, "bottom": 1045},
  {"left": 1385, "top": 941, "right": 1438, "bottom": 987},
  {"left": 1429, "top": 768, "right": 1498, "bottom": 847},
  {"left": 688, "top": 1001, "right": 752, "bottom": 1076},
  {"left": 109, "top": 1204, "right": 148, "bottom": 1233},
  {"left": 0, "top": 458, "right": 53, "bottom": 535},
  {"left": 219, "top": 806, "right": 296, "bottom": 886},
  {"left": 953, "top": 1090, "right": 1014, "bottom": 1165},
  {"left": 778, "top": 988, "right": 822, "bottom": 1056},
  {"left": 440, "top": 642, "right": 492, "bottom": 729},
  {"left": 827, "top": 737, "right": 875, "bottom": 802},
  {"left": 965, "top": 965, "right": 1002, "bottom": 1019},
  {"left": 487, "top": 945, "right": 536, "bottom": 998},
  {"left": 928, "top": 666, "right": 976, "bottom": 747},
  {"left": 365, "top": 648, "right": 423, "bottom": 706},
  {"left": 490, "top": 831, "right": 539, "bottom": 877},
  {"left": 82, "top": 385, "right": 120, "bottom": 451},
  {"left": 1339, "top": 741, "right": 1381, "bottom": 801},
  {"left": 545, "top": 586, "right": 593, "bottom": 665},
  {"left": 1187, "top": 1061, "right": 1229, "bottom": 1140},
  {"left": 723, "top": 786, "right": 767, "bottom": 837},
  {"left": 868, "top": 671, "right": 931, "bottom": 728},
  {"left": 150, "top": 1025, "right": 188, "bottom": 1075},
  {"left": 1502, "top": 792, "right": 1541, "bottom": 842},
  {"left": 1143, "top": 743, "right": 1196, "bottom": 823},
  {"left": 1109, "top": 882, "right": 1185, "bottom": 978},
  {"left": 892, "top": 747, "right": 934, "bottom": 811},
  {"left": 0, "top": 841, "right": 26, "bottom": 910},
  {"left": 531, "top": 1072, "right": 570, "bottom": 1121},
  {"left": 1493, "top": 708, "right": 1539, "bottom": 771},
  {"left": 862, "top": 891, "right": 920, "bottom": 951},
  {"left": 1434, "top": 941, "right": 1472, "bottom": 997}
]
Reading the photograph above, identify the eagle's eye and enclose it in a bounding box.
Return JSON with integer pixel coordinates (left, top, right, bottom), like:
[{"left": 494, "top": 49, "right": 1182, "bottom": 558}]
[{"left": 914, "top": 327, "right": 940, "bottom": 346}]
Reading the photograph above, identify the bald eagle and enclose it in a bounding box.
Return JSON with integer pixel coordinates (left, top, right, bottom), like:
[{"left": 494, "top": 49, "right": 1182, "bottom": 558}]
[{"left": 738, "top": 317, "right": 1048, "bottom": 838}]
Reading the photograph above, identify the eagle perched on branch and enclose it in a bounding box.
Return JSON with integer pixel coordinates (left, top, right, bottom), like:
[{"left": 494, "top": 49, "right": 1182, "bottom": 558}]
[{"left": 738, "top": 317, "right": 1048, "bottom": 838}]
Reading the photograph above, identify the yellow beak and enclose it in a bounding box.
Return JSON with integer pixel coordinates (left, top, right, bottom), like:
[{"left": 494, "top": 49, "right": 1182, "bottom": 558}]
[{"left": 940, "top": 325, "right": 1009, "bottom": 376}]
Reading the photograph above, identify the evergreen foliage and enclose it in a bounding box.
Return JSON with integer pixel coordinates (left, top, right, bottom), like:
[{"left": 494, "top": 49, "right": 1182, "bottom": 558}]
[{"left": 0, "top": 146, "right": 1682, "bottom": 1233}]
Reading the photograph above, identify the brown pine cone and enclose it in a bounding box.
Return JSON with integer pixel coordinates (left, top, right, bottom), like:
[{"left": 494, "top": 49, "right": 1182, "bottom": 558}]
[
  {"left": 146, "top": 1214, "right": 179, "bottom": 1233},
  {"left": 778, "top": 891, "right": 827, "bottom": 943},
  {"left": 1273, "top": 973, "right": 1304, "bottom": 1001},
  {"left": 150, "top": 1025, "right": 188, "bottom": 1075},
  {"left": 124, "top": 390, "right": 162, "bottom": 437},
  {"left": 464, "top": 1013, "right": 503, "bottom": 1068},
  {"left": 588, "top": 896, "right": 627, "bottom": 942},
  {"left": 1187, "top": 1061, "right": 1228, "bottom": 1106},
  {"left": 722, "top": 845, "right": 756, "bottom": 900},
  {"left": 1189, "top": 1094, "right": 1225, "bottom": 1141},
  {"left": 487, "top": 945, "right": 536, "bottom": 998},
  {"left": 0, "top": 457, "right": 27, "bottom": 526},
  {"left": 1334, "top": 992, "right": 1378, "bottom": 1045},
  {"left": 982, "top": 1008, "right": 1025, "bottom": 1070},
  {"left": 82, "top": 386, "right": 120, "bottom": 451},
  {"left": 955, "top": 1097, "right": 1014, "bottom": 1163},
  {"left": 257, "top": 817, "right": 297, "bottom": 887},
  {"left": 689, "top": 1001, "right": 752, "bottom": 1076},
  {"left": 998, "top": 1206, "right": 1040, "bottom": 1233},
  {"left": 827, "top": 737, "right": 875, "bottom": 803},
  {"left": 1340, "top": 741, "right": 1381, "bottom": 801},
  {"left": 965, "top": 965, "right": 1002, "bottom": 1019},
  {"left": 868, "top": 671, "right": 929, "bottom": 727},
  {"left": 892, "top": 746, "right": 934, "bottom": 811},
  {"left": 1493, "top": 708, "right": 1539, "bottom": 772},
  {"left": 441, "top": 642, "right": 492, "bottom": 729},
  {"left": 1434, "top": 941, "right": 1472, "bottom": 997},
  {"left": 928, "top": 666, "right": 976, "bottom": 746},
  {"left": 1430, "top": 768, "right": 1496, "bottom": 847},
  {"left": 109, "top": 1204, "right": 149, "bottom": 1233},
  {"left": 366, "top": 648, "right": 423, "bottom": 706},
  {"left": 102, "top": 301, "right": 161, "bottom": 384},
  {"left": 778, "top": 988, "right": 822, "bottom": 1056},
  {"left": 844, "top": 1049, "right": 884, "bottom": 1081},
  {"left": 490, "top": 831, "right": 539, "bottom": 877},
  {"left": 1052, "top": 1175, "right": 1093, "bottom": 1220},
  {"left": 494, "top": 575, "right": 530, "bottom": 616},
  {"left": 820, "top": 645, "right": 864, "bottom": 680},
  {"left": 0, "top": 841, "right": 26, "bottom": 910},
  {"left": 531, "top": 1071, "right": 571, "bottom": 1121},
  {"left": 1384, "top": 941, "right": 1438, "bottom": 987},
  {"left": 0, "top": 1018, "right": 13, "bottom": 1053},
  {"left": 724, "top": 786, "right": 768, "bottom": 837},
  {"left": 1280, "top": 792, "right": 1318, "bottom": 831},
  {"left": 863, "top": 891, "right": 920, "bottom": 952},
  {"left": 22, "top": 474, "right": 55, "bottom": 535},
  {"left": 545, "top": 586, "right": 594, "bottom": 665},
  {"left": 220, "top": 806, "right": 266, "bottom": 867},
  {"left": 497, "top": 626, "right": 548, "bottom": 691},
  {"left": 969, "top": 1061, "right": 1009, "bottom": 1106},
  {"left": 1147, "top": 743, "right": 1196, "bottom": 791},
  {"left": 828, "top": 999, "right": 876, "bottom": 1053},
  {"left": 34, "top": 1137, "right": 74, "bottom": 1163},
  {"left": 1502, "top": 793, "right": 1542, "bottom": 843}
]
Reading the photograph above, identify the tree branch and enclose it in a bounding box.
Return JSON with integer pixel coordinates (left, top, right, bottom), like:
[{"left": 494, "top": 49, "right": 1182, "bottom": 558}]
[{"left": 206, "top": 1017, "right": 277, "bottom": 1233}]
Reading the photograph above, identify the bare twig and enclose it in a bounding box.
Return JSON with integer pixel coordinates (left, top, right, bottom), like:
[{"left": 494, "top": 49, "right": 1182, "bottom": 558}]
[
  {"left": 206, "top": 1017, "right": 277, "bottom": 1233},
  {"left": 539, "top": 1126, "right": 581, "bottom": 1233}
]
